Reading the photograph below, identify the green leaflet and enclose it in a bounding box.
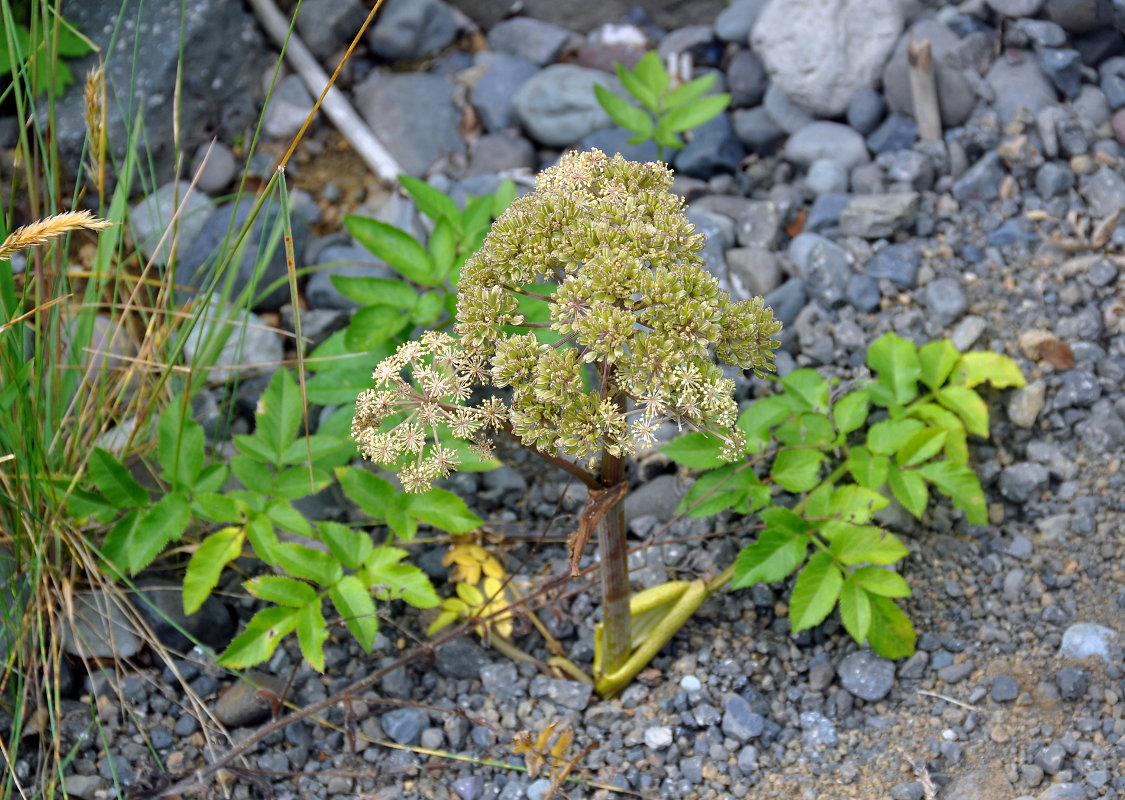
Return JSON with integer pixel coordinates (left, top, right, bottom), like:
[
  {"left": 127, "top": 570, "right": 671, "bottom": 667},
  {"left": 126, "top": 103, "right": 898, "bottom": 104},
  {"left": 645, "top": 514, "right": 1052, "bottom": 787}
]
[{"left": 789, "top": 552, "right": 843, "bottom": 633}]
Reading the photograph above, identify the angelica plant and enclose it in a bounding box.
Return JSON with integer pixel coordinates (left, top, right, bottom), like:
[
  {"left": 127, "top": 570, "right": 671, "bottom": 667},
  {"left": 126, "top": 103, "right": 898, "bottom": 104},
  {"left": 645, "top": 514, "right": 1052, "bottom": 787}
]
[{"left": 353, "top": 150, "right": 781, "bottom": 692}]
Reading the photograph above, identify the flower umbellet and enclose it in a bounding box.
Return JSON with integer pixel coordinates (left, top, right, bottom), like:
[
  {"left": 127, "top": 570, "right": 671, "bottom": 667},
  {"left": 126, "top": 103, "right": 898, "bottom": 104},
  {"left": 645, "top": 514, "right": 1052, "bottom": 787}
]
[{"left": 352, "top": 149, "right": 781, "bottom": 692}]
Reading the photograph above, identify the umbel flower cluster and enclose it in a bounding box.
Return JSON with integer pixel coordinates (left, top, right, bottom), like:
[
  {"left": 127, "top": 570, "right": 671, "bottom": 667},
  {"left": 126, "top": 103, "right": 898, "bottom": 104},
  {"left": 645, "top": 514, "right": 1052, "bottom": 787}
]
[{"left": 353, "top": 150, "right": 782, "bottom": 491}]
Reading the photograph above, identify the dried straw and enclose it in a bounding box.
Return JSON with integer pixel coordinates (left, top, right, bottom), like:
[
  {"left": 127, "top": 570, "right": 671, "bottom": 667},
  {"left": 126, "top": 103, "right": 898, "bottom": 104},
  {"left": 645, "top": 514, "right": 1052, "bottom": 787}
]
[{"left": 0, "top": 211, "right": 113, "bottom": 261}]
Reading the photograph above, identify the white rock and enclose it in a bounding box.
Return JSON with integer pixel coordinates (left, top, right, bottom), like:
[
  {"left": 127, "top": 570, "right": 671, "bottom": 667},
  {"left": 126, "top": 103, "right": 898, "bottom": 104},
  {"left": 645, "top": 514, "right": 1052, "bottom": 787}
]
[
  {"left": 644, "top": 725, "right": 673, "bottom": 749},
  {"left": 1059, "top": 623, "right": 1118, "bottom": 663},
  {"left": 751, "top": 0, "right": 903, "bottom": 117}
]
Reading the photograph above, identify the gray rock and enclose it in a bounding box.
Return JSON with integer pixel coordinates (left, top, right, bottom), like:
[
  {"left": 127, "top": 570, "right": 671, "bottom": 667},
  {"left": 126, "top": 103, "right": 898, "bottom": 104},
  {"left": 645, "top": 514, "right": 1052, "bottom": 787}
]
[
  {"left": 785, "top": 121, "right": 871, "bottom": 170},
  {"left": 513, "top": 64, "right": 619, "bottom": 146},
  {"left": 950, "top": 315, "right": 986, "bottom": 351},
  {"left": 1036, "top": 160, "right": 1077, "bottom": 197},
  {"left": 987, "top": 54, "right": 1058, "bottom": 124},
  {"left": 1038, "top": 783, "right": 1086, "bottom": 800},
  {"left": 788, "top": 233, "right": 853, "bottom": 308},
  {"left": 355, "top": 72, "right": 464, "bottom": 177},
  {"left": 864, "top": 243, "right": 920, "bottom": 288},
  {"left": 366, "top": 0, "right": 457, "bottom": 61},
  {"left": 891, "top": 781, "right": 924, "bottom": 800},
  {"left": 488, "top": 17, "right": 573, "bottom": 66},
  {"left": 580, "top": 127, "right": 661, "bottom": 163},
  {"left": 189, "top": 141, "right": 238, "bottom": 195},
  {"left": 807, "top": 192, "right": 851, "bottom": 232},
  {"left": 799, "top": 711, "right": 837, "bottom": 748},
  {"left": 128, "top": 181, "right": 214, "bottom": 268},
  {"left": 468, "top": 132, "right": 538, "bottom": 175},
  {"left": 952, "top": 152, "right": 1006, "bottom": 203},
  {"left": 1035, "top": 741, "right": 1067, "bottom": 774},
  {"left": 998, "top": 461, "right": 1050, "bottom": 502},
  {"left": 132, "top": 578, "right": 234, "bottom": 653},
  {"left": 807, "top": 659, "right": 835, "bottom": 691},
  {"left": 213, "top": 672, "right": 287, "bottom": 727},
  {"left": 762, "top": 84, "right": 817, "bottom": 134},
  {"left": 721, "top": 694, "right": 765, "bottom": 741},
  {"left": 806, "top": 158, "right": 849, "bottom": 195},
  {"left": 727, "top": 248, "right": 784, "bottom": 299},
  {"left": 644, "top": 725, "right": 673, "bottom": 749},
  {"left": 435, "top": 639, "right": 491, "bottom": 679},
  {"left": 1059, "top": 622, "right": 1118, "bottom": 662},
  {"left": 731, "top": 107, "right": 787, "bottom": 154},
  {"left": 765, "top": 278, "right": 808, "bottom": 326},
  {"left": 715, "top": 0, "right": 768, "bottom": 42},
  {"left": 529, "top": 678, "right": 593, "bottom": 710},
  {"left": 866, "top": 114, "right": 917, "bottom": 155},
  {"left": 1037, "top": 48, "right": 1083, "bottom": 98},
  {"left": 624, "top": 474, "right": 688, "bottom": 522},
  {"left": 295, "top": 0, "right": 369, "bottom": 60},
  {"left": 838, "top": 193, "right": 919, "bottom": 238},
  {"left": 469, "top": 53, "right": 540, "bottom": 133},
  {"left": 382, "top": 707, "right": 430, "bottom": 745},
  {"left": 1078, "top": 165, "right": 1125, "bottom": 216},
  {"left": 182, "top": 301, "right": 284, "bottom": 385},
  {"left": 897, "top": 650, "right": 928, "bottom": 679},
  {"left": 1055, "top": 370, "right": 1100, "bottom": 408},
  {"left": 991, "top": 674, "right": 1020, "bottom": 702},
  {"left": 736, "top": 201, "right": 782, "bottom": 248},
  {"left": 751, "top": 0, "right": 902, "bottom": 117},
  {"left": 98, "top": 754, "right": 135, "bottom": 787},
  {"left": 883, "top": 19, "right": 977, "bottom": 128},
  {"left": 847, "top": 87, "right": 887, "bottom": 135},
  {"left": 847, "top": 274, "right": 882, "bottom": 312},
  {"left": 987, "top": 0, "right": 1047, "bottom": 14},
  {"left": 452, "top": 776, "right": 485, "bottom": 800},
  {"left": 938, "top": 769, "right": 1014, "bottom": 800},
  {"left": 837, "top": 650, "right": 895, "bottom": 701},
  {"left": 55, "top": 0, "right": 270, "bottom": 184},
  {"left": 63, "top": 774, "right": 107, "bottom": 800},
  {"left": 657, "top": 25, "right": 719, "bottom": 64},
  {"left": 881, "top": 149, "right": 935, "bottom": 191},
  {"left": 1015, "top": 18, "right": 1068, "bottom": 47},
  {"left": 61, "top": 590, "right": 142, "bottom": 659},
  {"left": 263, "top": 74, "right": 316, "bottom": 140},
  {"left": 1046, "top": 0, "right": 1112, "bottom": 33},
  {"left": 674, "top": 113, "right": 745, "bottom": 178},
  {"left": 937, "top": 662, "right": 973, "bottom": 684},
  {"left": 727, "top": 49, "right": 768, "bottom": 108}
]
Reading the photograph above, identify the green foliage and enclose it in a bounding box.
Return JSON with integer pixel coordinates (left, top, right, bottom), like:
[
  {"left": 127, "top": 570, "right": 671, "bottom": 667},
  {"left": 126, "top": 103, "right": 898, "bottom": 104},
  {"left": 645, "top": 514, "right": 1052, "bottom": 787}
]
[
  {"left": 0, "top": 11, "right": 93, "bottom": 98},
  {"left": 666, "top": 333, "right": 1025, "bottom": 659},
  {"left": 593, "top": 50, "right": 732, "bottom": 161}
]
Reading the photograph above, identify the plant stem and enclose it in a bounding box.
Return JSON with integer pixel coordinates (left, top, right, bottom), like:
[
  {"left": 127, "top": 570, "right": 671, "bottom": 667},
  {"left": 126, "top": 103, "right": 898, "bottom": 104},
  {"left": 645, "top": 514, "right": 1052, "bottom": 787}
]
[{"left": 596, "top": 436, "right": 631, "bottom": 680}]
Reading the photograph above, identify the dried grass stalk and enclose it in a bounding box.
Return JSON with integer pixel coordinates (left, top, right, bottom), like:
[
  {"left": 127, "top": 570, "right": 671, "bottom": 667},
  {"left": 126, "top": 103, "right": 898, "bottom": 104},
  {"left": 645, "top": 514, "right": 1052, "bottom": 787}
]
[
  {"left": 83, "top": 63, "right": 107, "bottom": 194},
  {"left": 0, "top": 211, "right": 113, "bottom": 261}
]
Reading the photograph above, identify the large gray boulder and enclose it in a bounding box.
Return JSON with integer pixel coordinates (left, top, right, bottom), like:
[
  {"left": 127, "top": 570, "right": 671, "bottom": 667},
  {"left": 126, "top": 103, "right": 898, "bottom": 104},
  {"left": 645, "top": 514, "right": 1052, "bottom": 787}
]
[
  {"left": 354, "top": 72, "right": 465, "bottom": 177},
  {"left": 751, "top": 0, "right": 902, "bottom": 117},
  {"left": 512, "top": 64, "right": 620, "bottom": 147}
]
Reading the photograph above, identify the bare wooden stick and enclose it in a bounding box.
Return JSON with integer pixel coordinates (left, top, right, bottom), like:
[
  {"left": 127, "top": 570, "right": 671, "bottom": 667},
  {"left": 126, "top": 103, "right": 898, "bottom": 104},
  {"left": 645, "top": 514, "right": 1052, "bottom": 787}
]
[
  {"left": 247, "top": 0, "right": 403, "bottom": 182},
  {"left": 908, "top": 38, "right": 942, "bottom": 142}
]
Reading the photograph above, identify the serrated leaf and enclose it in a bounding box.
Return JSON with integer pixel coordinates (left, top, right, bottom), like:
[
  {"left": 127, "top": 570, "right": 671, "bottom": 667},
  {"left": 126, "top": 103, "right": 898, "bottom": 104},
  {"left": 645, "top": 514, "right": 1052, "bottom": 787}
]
[
  {"left": 279, "top": 434, "right": 352, "bottom": 467},
  {"left": 183, "top": 528, "right": 245, "bottom": 616},
  {"left": 399, "top": 174, "right": 462, "bottom": 228},
  {"left": 937, "top": 385, "right": 990, "bottom": 437},
  {"left": 950, "top": 351, "right": 1026, "bottom": 389},
  {"left": 732, "top": 510, "right": 809, "bottom": 588},
  {"left": 908, "top": 402, "right": 969, "bottom": 465},
  {"left": 297, "top": 602, "right": 329, "bottom": 672},
  {"left": 677, "top": 463, "right": 743, "bottom": 518},
  {"left": 233, "top": 433, "right": 277, "bottom": 464},
  {"left": 87, "top": 447, "right": 148, "bottom": 509},
  {"left": 781, "top": 368, "right": 830, "bottom": 412},
  {"left": 368, "top": 562, "right": 440, "bottom": 608},
  {"left": 829, "top": 486, "right": 889, "bottom": 524},
  {"left": 329, "top": 275, "right": 418, "bottom": 309},
  {"left": 272, "top": 466, "right": 333, "bottom": 499},
  {"left": 770, "top": 448, "right": 825, "bottom": 492},
  {"left": 461, "top": 195, "right": 493, "bottom": 239},
  {"left": 216, "top": 606, "right": 299, "bottom": 669},
  {"left": 330, "top": 574, "right": 378, "bottom": 651},
  {"left": 157, "top": 400, "right": 204, "bottom": 489},
  {"left": 65, "top": 485, "right": 121, "bottom": 524},
  {"left": 887, "top": 467, "right": 928, "bottom": 518},
  {"left": 193, "top": 463, "right": 230, "bottom": 494},
  {"left": 245, "top": 575, "right": 317, "bottom": 607},
  {"left": 129, "top": 492, "right": 192, "bottom": 574},
  {"left": 661, "top": 431, "right": 727, "bottom": 469},
  {"left": 866, "top": 333, "right": 921, "bottom": 406},
  {"left": 866, "top": 595, "right": 916, "bottom": 658},
  {"left": 344, "top": 305, "right": 410, "bottom": 351},
  {"left": 804, "top": 483, "right": 833, "bottom": 520},
  {"left": 839, "top": 576, "right": 872, "bottom": 644},
  {"left": 254, "top": 370, "right": 303, "bottom": 464},
  {"left": 663, "top": 71, "right": 716, "bottom": 108},
  {"left": 266, "top": 498, "right": 314, "bottom": 537},
  {"left": 662, "top": 92, "right": 730, "bottom": 132},
  {"left": 833, "top": 390, "right": 869, "bottom": 436},
  {"left": 191, "top": 493, "right": 244, "bottom": 524},
  {"left": 847, "top": 446, "right": 890, "bottom": 489},
  {"left": 244, "top": 512, "right": 282, "bottom": 564},
  {"left": 852, "top": 565, "right": 911, "bottom": 598},
  {"left": 916, "top": 461, "right": 987, "bottom": 525},
  {"left": 866, "top": 418, "right": 926, "bottom": 456},
  {"left": 615, "top": 62, "right": 660, "bottom": 111},
  {"left": 318, "top": 521, "right": 373, "bottom": 570},
  {"left": 100, "top": 510, "right": 140, "bottom": 575},
  {"left": 336, "top": 467, "right": 398, "bottom": 518},
  {"left": 653, "top": 126, "right": 684, "bottom": 151},
  {"left": 633, "top": 50, "right": 670, "bottom": 95},
  {"left": 273, "top": 542, "right": 344, "bottom": 586},
  {"left": 344, "top": 215, "right": 437, "bottom": 286},
  {"left": 918, "top": 339, "right": 960, "bottom": 389},
  {"left": 895, "top": 427, "right": 948, "bottom": 467},
  {"left": 830, "top": 525, "right": 908, "bottom": 566},
  {"left": 402, "top": 488, "right": 483, "bottom": 535},
  {"left": 594, "top": 84, "right": 654, "bottom": 135},
  {"left": 789, "top": 552, "right": 843, "bottom": 633}
]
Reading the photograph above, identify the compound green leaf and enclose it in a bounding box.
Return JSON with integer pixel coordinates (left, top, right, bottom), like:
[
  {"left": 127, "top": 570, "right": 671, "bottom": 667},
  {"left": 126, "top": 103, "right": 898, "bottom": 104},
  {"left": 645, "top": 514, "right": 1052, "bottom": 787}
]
[
  {"left": 839, "top": 576, "right": 872, "bottom": 644},
  {"left": 318, "top": 521, "right": 373, "bottom": 570},
  {"left": 775, "top": 413, "right": 835, "bottom": 447},
  {"left": 866, "top": 595, "right": 916, "bottom": 659},
  {"left": 895, "top": 427, "right": 948, "bottom": 467},
  {"left": 272, "top": 466, "right": 333, "bottom": 500},
  {"left": 832, "top": 389, "right": 869, "bottom": 436},
  {"left": 245, "top": 512, "right": 282, "bottom": 565},
  {"left": 428, "top": 217, "right": 457, "bottom": 280},
  {"left": 273, "top": 542, "right": 344, "bottom": 586},
  {"left": 662, "top": 92, "right": 730, "bottom": 132},
  {"left": 780, "top": 368, "right": 830, "bottom": 412},
  {"left": 254, "top": 369, "right": 303, "bottom": 464},
  {"left": 399, "top": 174, "right": 462, "bottom": 229},
  {"left": 191, "top": 493, "right": 244, "bottom": 523},
  {"left": 737, "top": 394, "right": 794, "bottom": 452},
  {"left": 887, "top": 467, "right": 928, "bottom": 518},
  {"left": 336, "top": 467, "right": 398, "bottom": 519},
  {"left": 847, "top": 446, "right": 889, "bottom": 489},
  {"left": 100, "top": 510, "right": 140, "bottom": 575},
  {"left": 411, "top": 290, "right": 446, "bottom": 326},
  {"left": 950, "top": 351, "right": 1026, "bottom": 389},
  {"left": 87, "top": 447, "right": 148, "bottom": 509},
  {"left": 916, "top": 461, "right": 987, "bottom": 525},
  {"left": 829, "top": 485, "right": 889, "bottom": 524},
  {"left": 344, "top": 215, "right": 437, "bottom": 286},
  {"left": 129, "top": 492, "right": 192, "bottom": 574},
  {"left": 829, "top": 525, "right": 908, "bottom": 565},
  {"left": 866, "top": 332, "right": 921, "bottom": 406},
  {"left": 344, "top": 305, "right": 410, "bottom": 351},
  {"left": 266, "top": 498, "right": 314, "bottom": 537},
  {"left": 183, "top": 528, "right": 245, "bottom": 616},
  {"left": 157, "top": 401, "right": 204, "bottom": 489},
  {"left": 594, "top": 84, "right": 654, "bottom": 135},
  {"left": 632, "top": 50, "right": 670, "bottom": 95},
  {"left": 909, "top": 402, "right": 969, "bottom": 465},
  {"left": 402, "top": 488, "right": 483, "bottom": 536},
  {"left": 662, "top": 431, "right": 728, "bottom": 469},
  {"left": 664, "top": 71, "right": 716, "bottom": 108},
  {"left": 615, "top": 62, "right": 660, "bottom": 111},
  {"left": 329, "top": 275, "right": 418, "bottom": 309},
  {"left": 216, "top": 606, "right": 299, "bottom": 669},
  {"left": 770, "top": 448, "right": 825, "bottom": 492},
  {"left": 677, "top": 463, "right": 742, "bottom": 517},
  {"left": 245, "top": 575, "right": 317, "bottom": 607},
  {"left": 367, "top": 560, "right": 440, "bottom": 608},
  {"left": 789, "top": 551, "right": 843, "bottom": 633},
  {"left": 297, "top": 601, "right": 329, "bottom": 672},
  {"left": 852, "top": 565, "right": 911, "bottom": 598},
  {"left": 732, "top": 511, "right": 809, "bottom": 587},
  {"left": 330, "top": 574, "right": 378, "bottom": 651},
  {"left": 937, "top": 385, "right": 990, "bottom": 437},
  {"left": 193, "top": 463, "right": 230, "bottom": 495},
  {"left": 866, "top": 418, "right": 925, "bottom": 456},
  {"left": 918, "top": 339, "right": 961, "bottom": 390}
]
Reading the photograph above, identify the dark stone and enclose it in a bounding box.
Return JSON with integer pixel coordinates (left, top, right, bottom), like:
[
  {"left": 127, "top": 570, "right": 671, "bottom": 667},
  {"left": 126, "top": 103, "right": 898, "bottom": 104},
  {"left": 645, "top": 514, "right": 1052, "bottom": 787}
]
[
  {"left": 727, "top": 49, "right": 768, "bottom": 108},
  {"left": 355, "top": 72, "right": 465, "bottom": 177},
  {"left": 469, "top": 53, "right": 540, "bottom": 133},
  {"left": 1037, "top": 48, "right": 1084, "bottom": 98},
  {"left": 435, "top": 639, "right": 492, "bottom": 679},
  {"left": 864, "top": 244, "right": 920, "bottom": 289},
  {"left": 132, "top": 578, "right": 234, "bottom": 653},
  {"left": 765, "top": 279, "right": 807, "bottom": 327},
  {"left": 367, "top": 0, "right": 457, "bottom": 60},
  {"left": 673, "top": 113, "right": 746, "bottom": 179},
  {"left": 866, "top": 114, "right": 917, "bottom": 155},
  {"left": 731, "top": 107, "right": 787, "bottom": 154}
]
